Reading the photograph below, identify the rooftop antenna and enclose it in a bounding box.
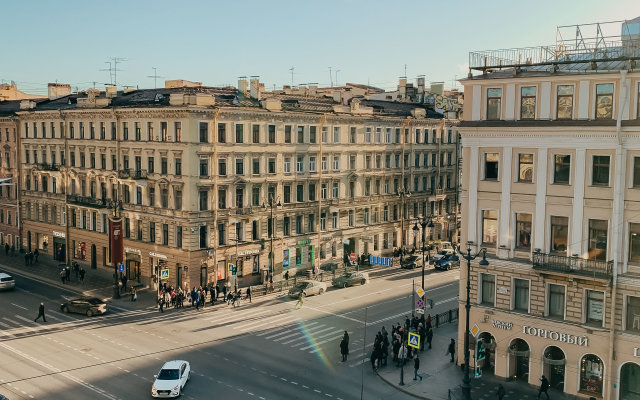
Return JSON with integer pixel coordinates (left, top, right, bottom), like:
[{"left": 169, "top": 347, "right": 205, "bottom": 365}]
[
  {"left": 404, "top": 64, "right": 407, "bottom": 78},
  {"left": 147, "top": 67, "right": 165, "bottom": 89},
  {"left": 328, "top": 67, "right": 333, "bottom": 87},
  {"left": 289, "top": 66, "right": 295, "bottom": 87},
  {"left": 335, "top": 69, "right": 340, "bottom": 86},
  {"left": 101, "top": 57, "right": 127, "bottom": 88}
]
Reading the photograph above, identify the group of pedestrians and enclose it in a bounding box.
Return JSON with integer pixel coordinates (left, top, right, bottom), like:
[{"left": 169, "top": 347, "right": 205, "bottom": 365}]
[
  {"left": 4, "top": 243, "right": 15, "bottom": 256},
  {"left": 157, "top": 282, "right": 253, "bottom": 312},
  {"left": 24, "top": 249, "right": 39, "bottom": 266},
  {"left": 59, "top": 262, "right": 85, "bottom": 284}
]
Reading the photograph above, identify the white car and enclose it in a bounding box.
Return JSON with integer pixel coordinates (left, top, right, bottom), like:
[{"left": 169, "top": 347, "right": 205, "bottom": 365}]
[
  {"left": 0, "top": 272, "right": 15, "bottom": 291},
  {"left": 151, "top": 360, "right": 190, "bottom": 398}
]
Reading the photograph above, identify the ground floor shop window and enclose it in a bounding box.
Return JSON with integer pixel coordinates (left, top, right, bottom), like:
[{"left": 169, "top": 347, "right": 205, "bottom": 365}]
[
  {"left": 283, "top": 249, "right": 290, "bottom": 269},
  {"left": 295, "top": 247, "right": 302, "bottom": 266},
  {"left": 580, "top": 354, "right": 604, "bottom": 396},
  {"left": 620, "top": 362, "right": 640, "bottom": 400}
]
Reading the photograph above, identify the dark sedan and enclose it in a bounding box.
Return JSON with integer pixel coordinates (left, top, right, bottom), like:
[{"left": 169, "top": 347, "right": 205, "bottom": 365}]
[
  {"left": 61, "top": 297, "right": 107, "bottom": 316},
  {"left": 434, "top": 254, "right": 460, "bottom": 270}
]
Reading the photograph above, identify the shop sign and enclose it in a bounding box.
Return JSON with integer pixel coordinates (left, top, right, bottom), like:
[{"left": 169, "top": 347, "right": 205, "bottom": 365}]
[
  {"left": 238, "top": 249, "right": 260, "bottom": 256},
  {"left": 522, "top": 325, "right": 588, "bottom": 347},
  {"left": 492, "top": 320, "right": 513, "bottom": 330},
  {"left": 53, "top": 231, "right": 65, "bottom": 238},
  {"left": 125, "top": 247, "right": 141, "bottom": 254},
  {"left": 497, "top": 286, "right": 508, "bottom": 295},
  {"left": 149, "top": 252, "right": 168, "bottom": 259},
  {"left": 297, "top": 239, "right": 311, "bottom": 245}
]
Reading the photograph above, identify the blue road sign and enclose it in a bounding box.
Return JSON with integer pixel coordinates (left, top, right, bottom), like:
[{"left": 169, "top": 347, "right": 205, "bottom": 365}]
[
  {"left": 160, "top": 269, "right": 169, "bottom": 280},
  {"left": 118, "top": 263, "right": 125, "bottom": 272},
  {"left": 369, "top": 255, "right": 392, "bottom": 266},
  {"left": 408, "top": 332, "right": 420, "bottom": 349}
]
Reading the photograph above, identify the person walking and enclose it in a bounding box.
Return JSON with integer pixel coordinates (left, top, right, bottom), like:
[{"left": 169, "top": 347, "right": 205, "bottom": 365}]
[
  {"left": 60, "top": 269, "right": 66, "bottom": 284},
  {"left": 447, "top": 338, "right": 456, "bottom": 363},
  {"left": 33, "top": 249, "right": 39, "bottom": 263},
  {"left": 210, "top": 285, "right": 216, "bottom": 305},
  {"left": 4, "top": 243, "right": 9, "bottom": 256},
  {"left": 496, "top": 384, "right": 506, "bottom": 400},
  {"left": 34, "top": 302, "right": 47, "bottom": 322},
  {"left": 130, "top": 287, "right": 136, "bottom": 302},
  {"left": 246, "top": 287, "right": 252, "bottom": 303},
  {"left": 426, "top": 325, "right": 433, "bottom": 350},
  {"left": 413, "top": 354, "right": 423, "bottom": 381},
  {"left": 24, "top": 252, "right": 29, "bottom": 266},
  {"left": 537, "top": 375, "right": 550, "bottom": 400},
  {"left": 340, "top": 332, "right": 349, "bottom": 362},
  {"left": 158, "top": 295, "right": 164, "bottom": 313},
  {"left": 222, "top": 285, "right": 227, "bottom": 301},
  {"left": 121, "top": 274, "right": 128, "bottom": 292},
  {"left": 79, "top": 267, "right": 86, "bottom": 283},
  {"left": 296, "top": 291, "right": 304, "bottom": 309}
]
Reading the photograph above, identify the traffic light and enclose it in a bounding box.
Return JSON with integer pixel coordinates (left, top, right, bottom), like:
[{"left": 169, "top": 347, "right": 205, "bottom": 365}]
[
  {"left": 232, "top": 265, "right": 238, "bottom": 275},
  {"left": 475, "top": 339, "right": 484, "bottom": 378}
]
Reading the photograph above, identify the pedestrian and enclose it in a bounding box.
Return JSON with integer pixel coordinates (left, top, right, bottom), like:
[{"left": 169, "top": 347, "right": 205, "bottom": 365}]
[
  {"left": 413, "top": 354, "right": 423, "bottom": 381},
  {"left": 222, "top": 285, "right": 227, "bottom": 300},
  {"left": 210, "top": 285, "right": 216, "bottom": 305},
  {"left": 343, "top": 330, "right": 349, "bottom": 345},
  {"left": 158, "top": 295, "right": 164, "bottom": 313},
  {"left": 24, "top": 252, "right": 29, "bottom": 266},
  {"left": 10, "top": 244, "right": 15, "bottom": 256},
  {"left": 447, "top": 338, "right": 456, "bottom": 363},
  {"left": 121, "top": 274, "right": 128, "bottom": 292},
  {"left": 284, "top": 270, "right": 289, "bottom": 282},
  {"left": 226, "top": 291, "right": 233, "bottom": 305},
  {"left": 79, "top": 267, "right": 85, "bottom": 283},
  {"left": 65, "top": 266, "right": 71, "bottom": 283},
  {"left": 496, "top": 384, "right": 505, "bottom": 400},
  {"left": 34, "top": 249, "right": 39, "bottom": 263},
  {"left": 426, "top": 326, "right": 433, "bottom": 350},
  {"left": 398, "top": 342, "right": 408, "bottom": 367},
  {"left": 130, "top": 287, "right": 136, "bottom": 301},
  {"left": 418, "top": 323, "right": 426, "bottom": 351},
  {"left": 235, "top": 289, "right": 242, "bottom": 307},
  {"left": 195, "top": 290, "right": 200, "bottom": 310},
  {"left": 60, "top": 269, "right": 66, "bottom": 284},
  {"left": 34, "top": 302, "right": 47, "bottom": 322},
  {"left": 340, "top": 337, "right": 349, "bottom": 362},
  {"left": 538, "top": 375, "right": 550, "bottom": 400},
  {"left": 296, "top": 291, "right": 304, "bottom": 308},
  {"left": 246, "top": 287, "right": 252, "bottom": 303},
  {"left": 4, "top": 243, "right": 9, "bottom": 256}
]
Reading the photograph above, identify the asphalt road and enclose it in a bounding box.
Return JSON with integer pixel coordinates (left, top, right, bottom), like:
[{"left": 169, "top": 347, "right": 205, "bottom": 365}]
[{"left": 0, "top": 265, "right": 459, "bottom": 400}]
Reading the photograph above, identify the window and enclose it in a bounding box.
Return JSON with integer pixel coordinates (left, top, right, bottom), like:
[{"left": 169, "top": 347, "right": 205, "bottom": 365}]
[
  {"left": 585, "top": 290, "right": 604, "bottom": 326},
  {"left": 200, "top": 226, "right": 207, "bottom": 249},
  {"left": 296, "top": 184, "right": 304, "bottom": 202},
  {"left": 284, "top": 157, "right": 291, "bottom": 174},
  {"left": 308, "top": 183, "right": 316, "bottom": 201},
  {"left": 252, "top": 158, "right": 260, "bottom": 175},
  {"left": 217, "top": 224, "right": 226, "bottom": 245},
  {"left": 149, "top": 222, "right": 156, "bottom": 243},
  {"left": 111, "top": 122, "right": 116, "bottom": 140},
  {"left": 520, "top": 86, "right": 536, "bottom": 119},
  {"left": 322, "top": 127, "right": 328, "bottom": 143},
  {"left": 349, "top": 155, "right": 356, "bottom": 170},
  {"left": 480, "top": 273, "right": 495, "bottom": 305},
  {"left": 332, "top": 212, "right": 338, "bottom": 228},
  {"left": 482, "top": 210, "right": 497, "bottom": 245},
  {"left": 199, "top": 122, "right": 208, "bottom": 143},
  {"left": 484, "top": 153, "right": 499, "bottom": 180},
  {"left": 332, "top": 156, "right": 339, "bottom": 170},
  {"left": 283, "top": 185, "right": 291, "bottom": 203},
  {"left": 320, "top": 212, "right": 326, "bottom": 231},
  {"left": 513, "top": 278, "right": 529, "bottom": 312},
  {"left": 174, "top": 122, "right": 181, "bottom": 142},
  {"left": 348, "top": 210, "right": 354, "bottom": 227},
  {"left": 296, "top": 156, "right": 304, "bottom": 173},
  {"left": 333, "top": 127, "right": 340, "bottom": 143},
  {"left": 218, "top": 158, "right": 226, "bottom": 176},
  {"left": 148, "top": 187, "right": 155, "bottom": 206},
  {"left": 308, "top": 214, "right": 315, "bottom": 232},
  {"left": 296, "top": 215, "right": 303, "bottom": 234},
  {"left": 592, "top": 155, "right": 610, "bottom": 186},
  {"left": 587, "top": 219, "right": 607, "bottom": 261},
  {"left": 217, "top": 123, "right": 226, "bottom": 143},
  {"left": 148, "top": 157, "right": 155, "bottom": 174},
  {"left": 550, "top": 216, "right": 568, "bottom": 254},
  {"left": 548, "top": 283, "right": 566, "bottom": 319},
  {"left": 252, "top": 124, "right": 260, "bottom": 143},
  {"left": 176, "top": 226, "right": 182, "bottom": 248},
  {"left": 268, "top": 157, "right": 276, "bottom": 174},
  {"left": 199, "top": 190, "right": 208, "bottom": 211},
  {"left": 515, "top": 213, "right": 532, "bottom": 250},
  {"left": 283, "top": 217, "right": 290, "bottom": 236},
  {"left": 518, "top": 154, "right": 533, "bottom": 182},
  {"left": 349, "top": 127, "right": 356, "bottom": 143},
  {"left": 554, "top": 154, "right": 571, "bottom": 184},
  {"left": 235, "top": 124, "right": 243, "bottom": 143},
  {"left": 174, "top": 190, "right": 182, "bottom": 210},
  {"left": 161, "top": 157, "right": 168, "bottom": 175},
  {"left": 580, "top": 354, "right": 604, "bottom": 396},
  {"left": 162, "top": 224, "right": 169, "bottom": 245},
  {"left": 135, "top": 122, "right": 141, "bottom": 141},
  {"left": 556, "top": 85, "right": 574, "bottom": 119},
  {"left": 363, "top": 208, "right": 370, "bottom": 225},
  {"left": 297, "top": 126, "right": 304, "bottom": 143},
  {"left": 235, "top": 158, "right": 244, "bottom": 175},
  {"left": 199, "top": 159, "right": 209, "bottom": 177},
  {"left": 235, "top": 187, "right": 244, "bottom": 208},
  {"left": 332, "top": 182, "right": 339, "bottom": 198},
  {"left": 595, "top": 83, "right": 614, "bottom": 120},
  {"left": 365, "top": 127, "right": 372, "bottom": 143},
  {"left": 486, "top": 88, "right": 502, "bottom": 120},
  {"left": 147, "top": 122, "right": 154, "bottom": 140},
  {"left": 625, "top": 295, "right": 640, "bottom": 332},
  {"left": 284, "top": 125, "right": 292, "bottom": 143},
  {"left": 268, "top": 125, "right": 276, "bottom": 143},
  {"left": 321, "top": 183, "right": 327, "bottom": 199},
  {"left": 309, "top": 156, "right": 316, "bottom": 172},
  {"left": 161, "top": 188, "right": 169, "bottom": 208}
]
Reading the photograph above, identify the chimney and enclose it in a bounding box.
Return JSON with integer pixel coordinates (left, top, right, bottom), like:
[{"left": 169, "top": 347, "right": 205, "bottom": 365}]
[
  {"left": 106, "top": 86, "right": 117, "bottom": 98},
  {"left": 47, "top": 83, "right": 71, "bottom": 100},
  {"left": 417, "top": 76, "right": 425, "bottom": 94},
  {"left": 308, "top": 83, "right": 318, "bottom": 96},
  {"left": 238, "top": 77, "right": 249, "bottom": 96},
  {"left": 399, "top": 77, "right": 407, "bottom": 100},
  {"left": 250, "top": 77, "right": 260, "bottom": 100}
]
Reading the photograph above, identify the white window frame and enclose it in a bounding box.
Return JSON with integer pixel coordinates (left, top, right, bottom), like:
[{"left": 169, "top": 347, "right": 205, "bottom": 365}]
[
  {"left": 482, "top": 152, "right": 500, "bottom": 181},
  {"left": 284, "top": 157, "right": 291, "bottom": 174},
  {"left": 583, "top": 288, "right": 605, "bottom": 328},
  {"left": 478, "top": 272, "right": 497, "bottom": 307},
  {"left": 546, "top": 282, "right": 567, "bottom": 320},
  {"left": 309, "top": 156, "right": 316, "bottom": 173},
  {"left": 511, "top": 277, "right": 531, "bottom": 313},
  {"left": 589, "top": 154, "right": 612, "bottom": 187}
]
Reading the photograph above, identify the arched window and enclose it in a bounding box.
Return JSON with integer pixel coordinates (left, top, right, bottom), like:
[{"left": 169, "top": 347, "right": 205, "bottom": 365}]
[
  {"left": 580, "top": 354, "right": 604, "bottom": 396},
  {"left": 620, "top": 362, "right": 640, "bottom": 400}
]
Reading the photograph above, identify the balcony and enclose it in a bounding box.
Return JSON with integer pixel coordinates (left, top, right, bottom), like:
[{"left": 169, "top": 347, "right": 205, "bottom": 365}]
[
  {"left": 118, "top": 169, "right": 148, "bottom": 180},
  {"left": 66, "top": 195, "right": 108, "bottom": 209},
  {"left": 35, "top": 163, "right": 61, "bottom": 171},
  {"left": 532, "top": 252, "right": 613, "bottom": 280}
]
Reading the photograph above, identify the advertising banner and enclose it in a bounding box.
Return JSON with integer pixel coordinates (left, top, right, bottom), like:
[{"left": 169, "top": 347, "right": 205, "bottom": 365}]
[{"left": 108, "top": 216, "right": 124, "bottom": 266}]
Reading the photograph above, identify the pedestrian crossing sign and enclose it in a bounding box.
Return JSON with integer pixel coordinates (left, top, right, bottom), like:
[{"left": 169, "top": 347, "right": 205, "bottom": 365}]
[
  {"left": 160, "top": 269, "right": 169, "bottom": 280},
  {"left": 408, "top": 332, "right": 420, "bottom": 349}
]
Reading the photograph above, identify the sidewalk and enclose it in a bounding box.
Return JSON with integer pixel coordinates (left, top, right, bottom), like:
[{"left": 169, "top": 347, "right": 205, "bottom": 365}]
[{"left": 376, "top": 323, "right": 577, "bottom": 400}]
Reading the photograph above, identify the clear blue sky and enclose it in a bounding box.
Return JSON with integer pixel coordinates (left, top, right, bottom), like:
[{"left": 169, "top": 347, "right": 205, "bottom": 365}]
[{"left": 1, "top": 0, "right": 638, "bottom": 95}]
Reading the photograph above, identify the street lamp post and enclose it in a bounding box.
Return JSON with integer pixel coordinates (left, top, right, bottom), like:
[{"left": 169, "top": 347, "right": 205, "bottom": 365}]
[
  {"left": 398, "top": 188, "right": 411, "bottom": 261},
  {"left": 456, "top": 242, "right": 489, "bottom": 400},
  {"left": 107, "top": 199, "right": 123, "bottom": 299},
  {"left": 412, "top": 216, "right": 434, "bottom": 291},
  {"left": 262, "top": 195, "right": 281, "bottom": 282}
]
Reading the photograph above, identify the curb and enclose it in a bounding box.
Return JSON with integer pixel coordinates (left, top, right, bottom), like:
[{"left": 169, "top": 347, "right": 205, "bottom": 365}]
[{"left": 375, "top": 370, "right": 432, "bottom": 400}]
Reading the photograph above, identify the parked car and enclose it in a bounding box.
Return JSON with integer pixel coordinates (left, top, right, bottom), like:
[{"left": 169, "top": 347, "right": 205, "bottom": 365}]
[
  {"left": 151, "top": 360, "right": 191, "bottom": 398},
  {"left": 401, "top": 255, "right": 422, "bottom": 269},
  {"left": 60, "top": 297, "right": 107, "bottom": 316},
  {"left": 288, "top": 280, "right": 327, "bottom": 298},
  {"left": 332, "top": 271, "right": 369, "bottom": 288},
  {"left": 0, "top": 272, "right": 15, "bottom": 291},
  {"left": 430, "top": 249, "right": 455, "bottom": 264},
  {"left": 434, "top": 254, "right": 460, "bottom": 270}
]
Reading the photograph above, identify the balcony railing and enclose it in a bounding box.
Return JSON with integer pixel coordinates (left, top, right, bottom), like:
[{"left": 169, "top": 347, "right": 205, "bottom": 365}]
[
  {"left": 118, "top": 169, "right": 148, "bottom": 180},
  {"left": 66, "top": 195, "right": 108, "bottom": 209},
  {"left": 532, "top": 252, "right": 613, "bottom": 280},
  {"left": 36, "top": 163, "right": 61, "bottom": 171}
]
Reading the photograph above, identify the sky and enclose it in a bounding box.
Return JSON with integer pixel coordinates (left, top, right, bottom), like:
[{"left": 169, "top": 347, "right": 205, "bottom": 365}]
[{"left": 1, "top": 0, "right": 638, "bottom": 95}]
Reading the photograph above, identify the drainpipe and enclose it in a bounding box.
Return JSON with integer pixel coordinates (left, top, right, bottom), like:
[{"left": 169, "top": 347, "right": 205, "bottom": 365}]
[
  {"left": 316, "top": 114, "right": 327, "bottom": 272},
  {"left": 607, "top": 69, "right": 628, "bottom": 400}
]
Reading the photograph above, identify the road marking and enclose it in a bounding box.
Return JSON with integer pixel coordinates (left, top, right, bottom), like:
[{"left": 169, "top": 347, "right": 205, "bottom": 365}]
[
  {"left": 281, "top": 325, "right": 333, "bottom": 344},
  {"left": 367, "top": 296, "right": 458, "bottom": 326},
  {"left": 297, "top": 329, "right": 343, "bottom": 349},
  {"left": 264, "top": 322, "right": 318, "bottom": 339},
  {"left": 10, "top": 303, "right": 27, "bottom": 310}
]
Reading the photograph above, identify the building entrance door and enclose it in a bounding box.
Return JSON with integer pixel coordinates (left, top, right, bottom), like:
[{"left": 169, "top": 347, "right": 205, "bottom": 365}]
[
  {"left": 477, "top": 332, "right": 496, "bottom": 374},
  {"left": 620, "top": 362, "right": 640, "bottom": 400},
  {"left": 91, "top": 245, "right": 97, "bottom": 269},
  {"left": 200, "top": 265, "right": 207, "bottom": 287},
  {"left": 508, "top": 338, "right": 530, "bottom": 382},
  {"left": 543, "top": 346, "right": 566, "bottom": 392}
]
